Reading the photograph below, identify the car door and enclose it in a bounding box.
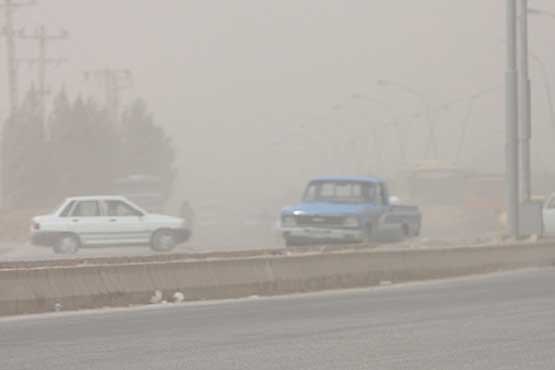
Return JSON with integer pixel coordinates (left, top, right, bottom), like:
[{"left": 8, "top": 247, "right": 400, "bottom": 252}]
[
  {"left": 103, "top": 199, "right": 150, "bottom": 244},
  {"left": 67, "top": 200, "right": 110, "bottom": 245}
]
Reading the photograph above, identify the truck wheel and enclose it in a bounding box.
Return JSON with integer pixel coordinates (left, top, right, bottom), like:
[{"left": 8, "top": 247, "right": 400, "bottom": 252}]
[
  {"left": 151, "top": 230, "right": 177, "bottom": 252},
  {"left": 53, "top": 234, "right": 80, "bottom": 255}
]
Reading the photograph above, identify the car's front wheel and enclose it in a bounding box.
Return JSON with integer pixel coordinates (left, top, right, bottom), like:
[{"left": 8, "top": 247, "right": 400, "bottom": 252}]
[
  {"left": 151, "top": 230, "right": 177, "bottom": 252},
  {"left": 53, "top": 234, "right": 80, "bottom": 255}
]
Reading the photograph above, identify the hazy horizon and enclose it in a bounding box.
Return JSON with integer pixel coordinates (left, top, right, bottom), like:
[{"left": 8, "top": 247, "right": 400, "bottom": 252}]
[{"left": 2, "top": 0, "right": 555, "bottom": 244}]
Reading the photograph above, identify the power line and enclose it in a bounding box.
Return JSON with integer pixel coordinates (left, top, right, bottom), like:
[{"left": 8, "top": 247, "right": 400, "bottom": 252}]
[
  {"left": 0, "top": 0, "right": 35, "bottom": 209},
  {"left": 0, "top": 0, "right": 36, "bottom": 116},
  {"left": 18, "top": 25, "right": 69, "bottom": 121},
  {"left": 83, "top": 69, "right": 133, "bottom": 124}
]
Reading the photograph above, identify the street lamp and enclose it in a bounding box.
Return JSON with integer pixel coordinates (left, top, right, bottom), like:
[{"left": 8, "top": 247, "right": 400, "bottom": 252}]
[
  {"left": 377, "top": 79, "right": 438, "bottom": 160},
  {"left": 518, "top": 0, "right": 532, "bottom": 203},
  {"left": 521, "top": 6, "right": 555, "bottom": 202},
  {"left": 527, "top": 7, "right": 555, "bottom": 130},
  {"left": 528, "top": 7, "right": 555, "bottom": 19},
  {"left": 512, "top": 2, "right": 555, "bottom": 237},
  {"left": 325, "top": 93, "right": 391, "bottom": 174},
  {"left": 530, "top": 54, "right": 555, "bottom": 130},
  {"left": 506, "top": 0, "right": 519, "bottom": 238}
]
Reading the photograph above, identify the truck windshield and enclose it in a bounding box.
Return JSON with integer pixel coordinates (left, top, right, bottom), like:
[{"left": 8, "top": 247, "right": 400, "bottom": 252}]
[{"left": 303, "top": 181, "right": 379, "bottom": 204}]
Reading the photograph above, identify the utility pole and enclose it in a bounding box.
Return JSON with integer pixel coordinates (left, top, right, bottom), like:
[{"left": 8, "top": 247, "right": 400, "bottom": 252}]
[
  {"left": 18, "top": 26, "right": 69, "bottom": 122},
  {"left": 518, "top": 0, "right": 532, "bottom": 203},
  {"left": 0, "top": 0, "right": 36, "bottom": 116},
  {"left": 0, "top": 0, "right": 35, "bottom": 209},
  {"left": 506, "top": 0, "right": 520, "bottom": 238},
  {"left": 83, "top": 69, "right": 133, "bottom": 124}
]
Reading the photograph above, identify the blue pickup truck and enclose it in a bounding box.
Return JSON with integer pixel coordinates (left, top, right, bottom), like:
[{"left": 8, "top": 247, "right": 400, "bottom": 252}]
[{"left": 280, "top": 176, "right": 422, "bottom": 247}]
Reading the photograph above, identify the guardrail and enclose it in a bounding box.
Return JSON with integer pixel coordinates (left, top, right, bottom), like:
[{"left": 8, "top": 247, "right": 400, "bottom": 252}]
[{"left": 1, "top": 242, "right": 554, "bottom": 317}]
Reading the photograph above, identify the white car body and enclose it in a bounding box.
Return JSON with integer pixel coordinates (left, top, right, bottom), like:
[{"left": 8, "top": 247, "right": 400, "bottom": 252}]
[
  {"left": 543, "top": 193, "right": 555, "bottom": 235},
  {"left": 31, "top": 195, "right": 191, "bottom": 253}
]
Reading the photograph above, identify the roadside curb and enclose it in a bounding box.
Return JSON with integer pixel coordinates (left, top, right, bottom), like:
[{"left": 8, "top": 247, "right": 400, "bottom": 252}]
[{"left": 1, "top": 242, "right": 554, "bottom": 316}]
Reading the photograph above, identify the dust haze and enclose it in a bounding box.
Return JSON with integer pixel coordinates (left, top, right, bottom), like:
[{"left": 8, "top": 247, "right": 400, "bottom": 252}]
[{"left": 2, "top": 0, "right": 555, "bottom": 248}]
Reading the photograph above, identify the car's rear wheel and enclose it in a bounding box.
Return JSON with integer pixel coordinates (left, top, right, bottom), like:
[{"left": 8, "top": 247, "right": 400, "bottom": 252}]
[
  {"left": 151, "top": 230, "right": 177, "bottom": 252},
  {"left": 53, "top": 234, "right": 80, "bottom": 255}
]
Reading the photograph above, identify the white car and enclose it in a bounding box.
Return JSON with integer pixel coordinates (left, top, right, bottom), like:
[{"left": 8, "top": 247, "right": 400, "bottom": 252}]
[
  {"left": 543, "top": 193, "right": 555, "bottom": 235},
  {"left": 31, "top": 196, "right": 191, "bottom": 254}
]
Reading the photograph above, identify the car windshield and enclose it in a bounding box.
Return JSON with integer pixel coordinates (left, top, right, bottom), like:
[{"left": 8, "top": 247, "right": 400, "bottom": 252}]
[
  {"left": 303, "top": 181, "right": 379, "bottom": 204},
  {"left": 52, "top": 200, "right": 68, "bottom": 214}
]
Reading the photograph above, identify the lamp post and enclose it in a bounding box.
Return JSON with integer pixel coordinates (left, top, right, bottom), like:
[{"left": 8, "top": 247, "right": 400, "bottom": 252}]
[
  {"left": 506, "top": 0, "right": 520, "bottom": 238},
  {"left": 528, "top": 7, "right": 555, "bottom": 19},
  {"left": 348, "top": 93, "right": 406, "bottom": 169},
  {"left": 518, "top": 0, "right": 532, "bottom": 203},
  {"left": 527, "top": 7, "right": 555, "bottom": 134},
  {"left": 377, "top": 79, "right": 438, "bottom": 160}
]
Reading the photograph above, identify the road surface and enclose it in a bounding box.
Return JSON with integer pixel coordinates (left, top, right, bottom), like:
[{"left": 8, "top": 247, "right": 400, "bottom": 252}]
[{"left": 1, "top": 269, "right": 554, "bottom": 369}]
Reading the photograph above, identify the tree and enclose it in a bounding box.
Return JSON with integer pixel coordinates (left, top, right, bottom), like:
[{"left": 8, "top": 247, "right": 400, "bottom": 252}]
[
  {"left": 45, "top": 89, "right": 73, "bottom": 201},
  {"left": 81, "top": 97, "right": 119, "bottom": 193},
  {"left": 119, "top": 99, "right": 176, "bottom": 201},
  {"left": 2, "top": 89, "right": 175, "bottom": 209},
  {"left": 47, "top": 92, "right": 119, "bottom": 198},
  {"left": 1, "top": 88, "right": 47, "bottom": 208}
]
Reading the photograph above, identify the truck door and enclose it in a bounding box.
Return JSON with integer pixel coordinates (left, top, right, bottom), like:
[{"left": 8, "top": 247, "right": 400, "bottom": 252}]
[{"left": 375, "top": 183, "right": 398, "bottom": 234}]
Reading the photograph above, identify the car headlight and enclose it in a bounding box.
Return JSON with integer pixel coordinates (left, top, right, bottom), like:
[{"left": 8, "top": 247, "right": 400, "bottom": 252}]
[
  {"left": 343, "top": 217, "right": 360, "bottom": 228},
  {"left": 282, "top": 215, "right": 296, "bottom": 227}
]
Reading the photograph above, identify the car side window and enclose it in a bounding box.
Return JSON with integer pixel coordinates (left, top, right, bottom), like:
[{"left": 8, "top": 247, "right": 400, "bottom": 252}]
[
  {"left": 105, "top": 200, "right": 143, "bottom": 217},
  {"left": 71, "top": 201, "right": 101, "bottom": 217}
]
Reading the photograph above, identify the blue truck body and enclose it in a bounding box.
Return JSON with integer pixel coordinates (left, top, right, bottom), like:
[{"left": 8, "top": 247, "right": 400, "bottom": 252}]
[{"left": 280, "top": 176, "right": 422, "bottom": 246}]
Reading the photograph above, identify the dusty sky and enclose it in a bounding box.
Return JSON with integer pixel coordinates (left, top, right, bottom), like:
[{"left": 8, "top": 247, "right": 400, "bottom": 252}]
[{"left": 2, "top": 0, "right": 555, "bottom": 210}]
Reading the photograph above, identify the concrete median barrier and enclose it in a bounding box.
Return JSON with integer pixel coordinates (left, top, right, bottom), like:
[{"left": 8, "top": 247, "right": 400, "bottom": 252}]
[{"left": 1, "top": 242, "right": 555, "bottom": 316}]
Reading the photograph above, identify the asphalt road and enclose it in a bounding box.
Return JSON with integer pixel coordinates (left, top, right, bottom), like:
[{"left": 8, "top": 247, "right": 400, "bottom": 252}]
[{"left": 1, "top": 269, "right": 554, "bottom": 370}]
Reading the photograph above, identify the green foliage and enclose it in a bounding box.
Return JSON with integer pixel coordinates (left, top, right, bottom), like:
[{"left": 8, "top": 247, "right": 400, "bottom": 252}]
[
  {"left": 48, "top": 92, "right": 119, "bottom": 200},
  {"left": 119, "top": 99, "right": 176, "bottom": 201},
  {"left": 1, "top": 90, "right": 176, "bottom": 209},
  {"left": 1, "top": 88, "right": 47, "bottom": 208}
]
